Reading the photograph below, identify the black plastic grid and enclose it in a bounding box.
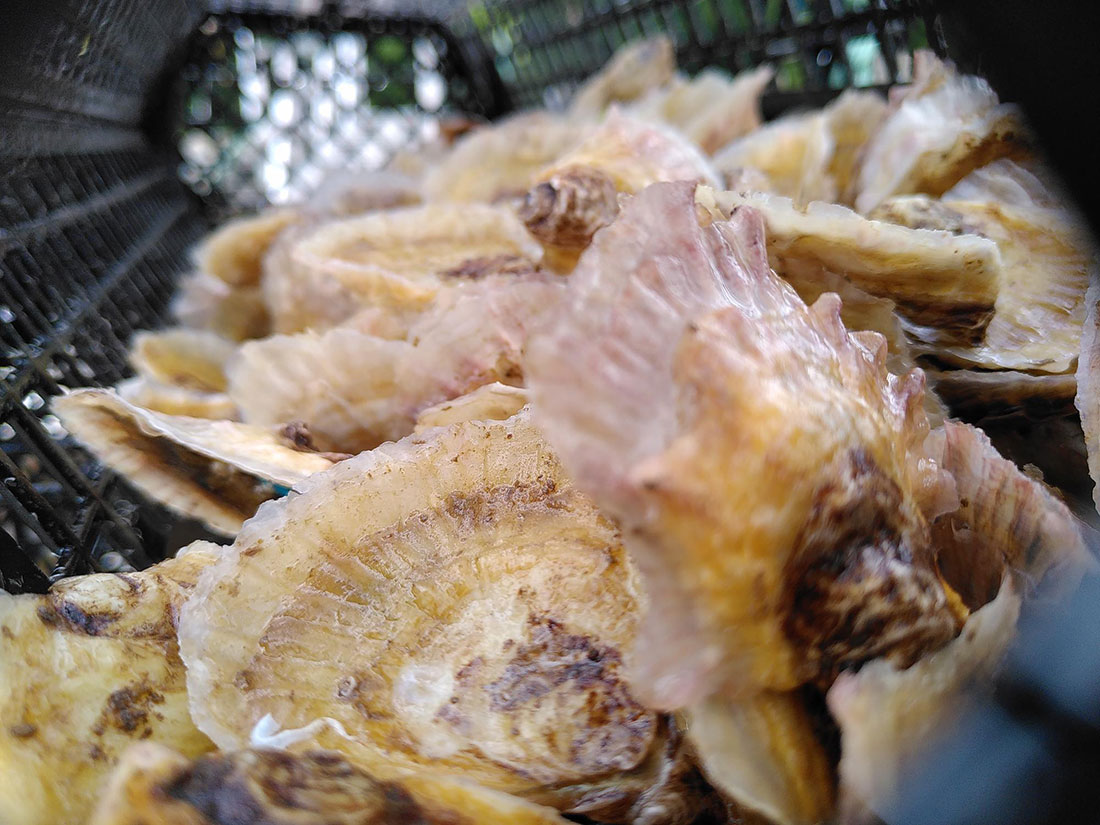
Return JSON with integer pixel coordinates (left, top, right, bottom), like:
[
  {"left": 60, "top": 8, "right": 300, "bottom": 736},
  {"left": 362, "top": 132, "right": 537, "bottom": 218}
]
[
  {"left": 171, "top": 5, "right": 501, "bottom": 219},
  {"left": 457, "top": 0, "right": 945, "bottom": 117},
  {"left": 0, "top": 0, "right": 214, "bottom": 593}
]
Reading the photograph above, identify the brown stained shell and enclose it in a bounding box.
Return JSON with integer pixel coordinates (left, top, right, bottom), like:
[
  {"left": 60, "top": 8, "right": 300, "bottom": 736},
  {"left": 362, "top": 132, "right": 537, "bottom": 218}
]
[
  {"left": 194, "top": 209, "right": 300, "bottom": 288},
  {"left": 522, "top": 111, "right": 720, "bottom": 266},
  {"left": 0, "top": 546, "right": 218, "bottom": 825},
  {"left": 827, "top": 579, "right": 1021, "bottom": 823},
  {"left": 179, "top": 414, "right": 718, "bottom": 823},
  {"left": 926, "top": 420, "right": 1092, "bottom": 611},
  {"left": 229, "top": 275, "right": 562, "bottom": 454},
  {"left": 171, "top": 270, "right": 271, "bottom": 342},
  {"left": 854, "top": 52, "right": 1031, "bottom": 213},
  {"left": 116, "top": 377, "right": 239, "bottom": 421},
  {"left": 873, "top": 195, "right": 1093, "bottom": 373},
  {"left": 714, "top": 190, "right": 1002, "bottom": 344},
  {"left": 569, "top": 37, "right": 677, "bottom": 118},
  {"left": 53, "top": 389, "right": 333, "bottom": 535},
  {"left": 89, "top": 743, "right": 574, "bottom": 825},
  {"left": 526, "top": 182, "right": 961, "bottom": 719},
  {"left": 261, "top": 204, "right": 544, "bottom": 332},
  {"left": 129, "top": 328, "right": 236, "bottom": 393},
  {"left": 1076, "top": 280, "right": 1100, "bottom": 514},
  {"left": 520, "top": 165, "right": 621, "bottom": 251}
]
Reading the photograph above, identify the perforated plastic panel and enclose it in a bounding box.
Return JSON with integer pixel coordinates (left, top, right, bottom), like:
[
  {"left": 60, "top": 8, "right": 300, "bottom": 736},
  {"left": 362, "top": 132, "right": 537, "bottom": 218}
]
[
  {"left": 456, "top": 0, "right": 945, "bottom": 116},
  {"left": 0, "top": 1, "right": 214, "bottom": 592}
]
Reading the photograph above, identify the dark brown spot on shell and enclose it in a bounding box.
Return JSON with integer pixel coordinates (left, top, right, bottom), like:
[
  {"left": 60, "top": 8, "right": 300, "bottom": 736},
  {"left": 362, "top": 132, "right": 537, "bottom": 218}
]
[
  {"left": 9, "top": 723, "right": 37, "bottom": 738},
  {"left": 440, "top": 254, "right": 536, "bottom": 281},
  {"left": 784, "top": 448, "right": 961, "bottom": 686}
]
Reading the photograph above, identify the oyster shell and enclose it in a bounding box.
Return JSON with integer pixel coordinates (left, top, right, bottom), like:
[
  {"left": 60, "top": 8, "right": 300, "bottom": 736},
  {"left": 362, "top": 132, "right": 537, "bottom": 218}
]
[
  {"left": 827, "top": 578, "right": 1021, "bottom": 823},
  {"left": 943, "top": 158, "right": 1062, "bottom": 210},
  {"left": 54, "top": 389, "right": 334, "bottom": 535},
  {"left": 116, "top": 377, "right": 238, "bottom": 421},
  {"left": 872, "top": 195, "right": 1092, "bottom": 372},
  {"left": 777, "top": 260, "right": 947, "bottom": 425},
  {"left": 929, "top": 368, "right": 1077, "bottom": 419},
  {"left": 713, "top": 90, "right": 888, "bottom": 207},
  {"left": 0, "top": 545, "right": 217, "bottom": 825},
  {"left": 713, "top": 111, "right": 834, "bottom": 204},
  {"left": 526, "top": 182, "right": 964, "bottom": 822},
  {"left": 520, "top": 110, "right": 720, "bottom": 262},
  {"left": 1076, "top": 280, "right": 1100, "bottom": 514},
  {"left": 129, "top": 328, "right": 235, "bottom": 394},
  {"left": 423, "top": 111, "right": 588, "bottom": 204},
  {"left": 89, "top": 743, "right": 574, "bottom": 825},
  {"left": 826, "top": 90, "right": 890, "bottom": 207},
  {"left": 414, "top": 383, "right": 530, "bottom": 432},
  {"left": 854, "top": 52, "right": 1030, "bottom": 213},
  {"left": 230, "top": 274, "right": 561, "bottom": 453},
  {"left": 194, "top": 209, "right": 300, "bottom": 288},
  {"left": 714, "top": 190, "right": 1002, "bottom": 344},
  {"left": 172, "top": 270, "right": 271, "bottom": 342},
  {"left": 684, "top": 691, "right": 835, "bottom": 825},
  {"left": 636, "top": 66, "right": 775, "bottom": 155},
  {"left": 262, "top": 203, "right": 543, "bottom": 332},
  {"left": 569, "top": 37, "right": 677, "bottom": 118},
  {"left": 179, "top": 414, "right": 718, "bottom": 822},
  {"left": 926, "top": 420, "right": 1090, "bottom": 611},
  {"left": 306, "top": 168, "right": 424, "bottom": 218}
]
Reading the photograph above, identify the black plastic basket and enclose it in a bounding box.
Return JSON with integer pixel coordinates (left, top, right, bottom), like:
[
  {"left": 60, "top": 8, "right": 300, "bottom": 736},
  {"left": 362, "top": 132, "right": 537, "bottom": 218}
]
[{"left": 2, "top": 1, "right": 1100, "bottom": 821}]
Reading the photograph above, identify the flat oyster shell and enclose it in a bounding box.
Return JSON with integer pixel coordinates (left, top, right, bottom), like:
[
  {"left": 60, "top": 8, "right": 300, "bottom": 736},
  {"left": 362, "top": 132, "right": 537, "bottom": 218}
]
[
  {"left": 637, "top": 66, "right": 775, "bottom": 155},
  {"left": 873, "top": 195, "right": 1092, "bottom": 372},
  {"left": 194, "top": 209, "right": 300, "bottom": 288},
  {"left": 713, "top": 111, "right": 835, "bottom": 205},
  {"left": 179, "top": 414, "right": 719, "bottom": 822},
  {"left": 0, "top": 545, "right": 217, "bottom": 825},
  {"left": 54, "top": 389, "right": 333, "bottom": 535},
  {"left": 262, "top": 204, "right": 543, "bottom": 332},
  {"left": 569, "top": 37, "right": 677, "bottom": 118},
  {"left": 414, "top": 383, "right": 530, "bottom": 432},
  {"left": 715, "top": 190, "right": 1002, "bottom": 344},
  {"left": 90, "top": 743, "right": 573, "bottom": 825},
  {"left": 172, "top": 270, "right": 271, "bottom": 342},
  {"left": 116, "top": 376, "right": 238, "bottom": 421},
  {"left": 229, "top": 275, "right": 562, "bottom": 453},
  {"left": 129, "top": 328, "right": 236, "bottom": 393},
  {"left": 423, "top": 111, "right": 588, "bottom": 204},
  {"left": 854, "top": 52, "right": 1029, "bottom": 213}
]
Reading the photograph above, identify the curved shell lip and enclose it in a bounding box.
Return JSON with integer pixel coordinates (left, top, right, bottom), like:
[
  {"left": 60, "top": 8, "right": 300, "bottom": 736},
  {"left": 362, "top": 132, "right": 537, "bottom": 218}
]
[
  {"left": 55, "top": 388, "right": 332, "bottom": 485},
  {"left": 52, "top": 388, "right": 334, "bottom": 535},
  {"left": 290, "top": 204, "right": 544, "bottom": 309}
]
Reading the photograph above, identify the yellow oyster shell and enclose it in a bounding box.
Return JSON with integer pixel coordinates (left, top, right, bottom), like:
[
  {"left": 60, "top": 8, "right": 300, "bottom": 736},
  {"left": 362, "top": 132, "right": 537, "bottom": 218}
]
[{"left": 1, "top": 546, "right": 218, "bottom": 825}]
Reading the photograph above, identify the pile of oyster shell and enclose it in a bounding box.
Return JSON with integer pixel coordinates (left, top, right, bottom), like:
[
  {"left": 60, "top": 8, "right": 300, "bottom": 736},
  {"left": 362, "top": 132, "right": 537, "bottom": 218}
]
[{"left": 2, "top": 39, "right": 1097, "bottom": 825}]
